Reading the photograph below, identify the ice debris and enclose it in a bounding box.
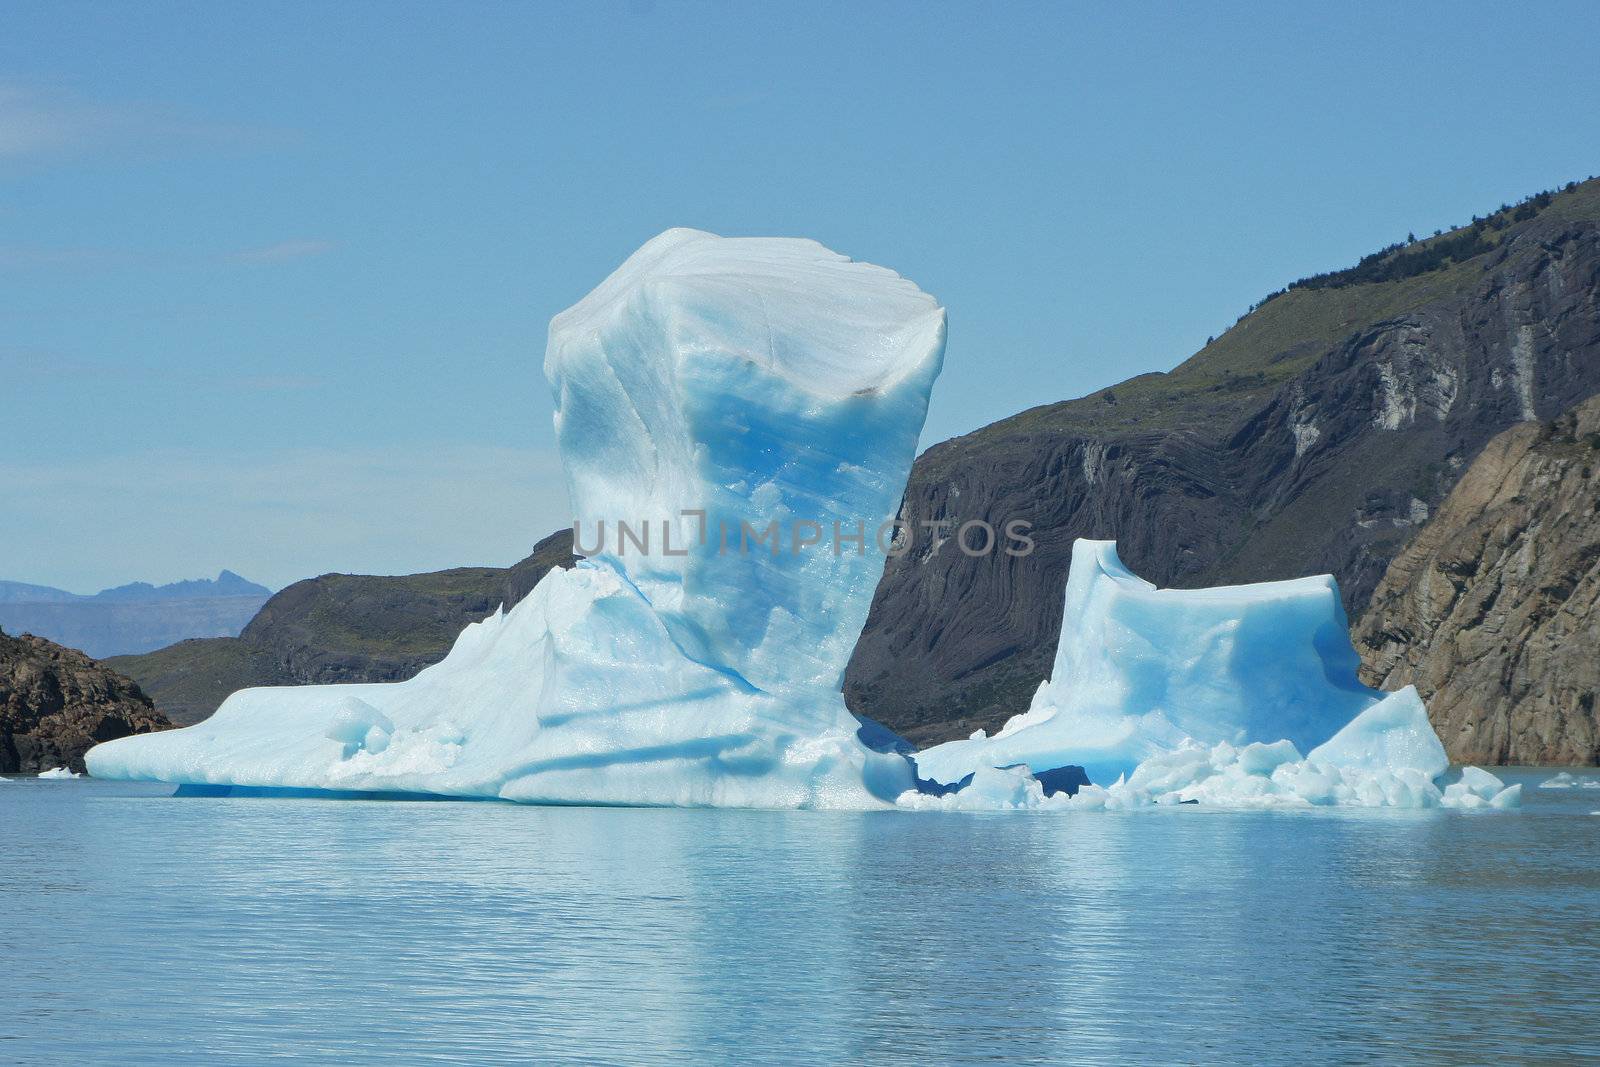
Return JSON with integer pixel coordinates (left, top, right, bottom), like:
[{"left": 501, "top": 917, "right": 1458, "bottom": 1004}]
[
  {"left": 1539, "top": 772, "right": 1600, "bottom": 789},
  {"left": 899, "top": 687, "right": 1518, "bottom": 811}
]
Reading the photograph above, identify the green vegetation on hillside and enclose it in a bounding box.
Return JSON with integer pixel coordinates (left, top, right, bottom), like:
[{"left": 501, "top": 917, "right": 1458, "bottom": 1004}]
[
  {"left": 971, "top": 176, "right": 1600, "bottom": 446},
  {"left": 105, "top": 640, "right": 288, "bottom": 725}
]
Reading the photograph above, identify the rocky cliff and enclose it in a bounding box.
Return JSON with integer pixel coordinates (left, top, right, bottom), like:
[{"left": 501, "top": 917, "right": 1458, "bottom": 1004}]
[
  {"left": 844, "top": 179, "right": 1600, "bottom": 746},
  {"left": 110, "top": 530, "right": 575, "bottom": 724},
  {"left": 1354, "top": 395, "right": 1600, "bottom": 764},
  {"left": 1, "top": 629, "right": 171, "bottom": 773}
]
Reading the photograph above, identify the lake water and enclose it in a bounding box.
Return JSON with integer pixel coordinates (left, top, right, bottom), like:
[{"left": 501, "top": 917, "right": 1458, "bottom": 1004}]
[{"left": 3, "top": 769, "right": 1596, "bottom": 1065}]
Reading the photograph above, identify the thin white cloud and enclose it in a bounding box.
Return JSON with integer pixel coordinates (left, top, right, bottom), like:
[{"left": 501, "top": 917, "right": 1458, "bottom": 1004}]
[
  {"left": 225, "top": 239, "right": 337, "bottom": 265},
  {"left": 0, "top": 80, "right": 290, "bottom": 165},
  {"left": 0, "top": 83, "right": 94, "bottom": 157}
]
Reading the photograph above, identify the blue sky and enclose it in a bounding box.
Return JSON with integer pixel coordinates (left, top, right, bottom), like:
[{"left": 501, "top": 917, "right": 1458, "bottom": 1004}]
[{"left": 5, "top": 1, "right": 1598, "bottom": 591}]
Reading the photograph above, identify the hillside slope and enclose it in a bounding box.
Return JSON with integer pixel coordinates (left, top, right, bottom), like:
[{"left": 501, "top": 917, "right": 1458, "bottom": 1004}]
[
  {"left": 1355, "top": 395, "right": 1600, "bottom": 764},
  {"left": 844, "top": 178, "right": 1600, "bottom": 745},
  {"left": 110, "top": 530, "right": 575, "bottom": 724},
  {"left": 1, "top": 629, "right": 171, "bottom": 773}
]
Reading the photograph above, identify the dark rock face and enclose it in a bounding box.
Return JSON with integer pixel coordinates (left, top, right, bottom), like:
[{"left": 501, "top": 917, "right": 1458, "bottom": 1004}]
[
  {"left": 110, "top": 530, "right": 576, "bottom": 725},
  {"left": 1355, "top": 396, "right": 1600, "bottom": 765},
  {"left": 0, "top": 629, "right": 172, "bottom": 773},
  {"left": 845, "top": 187, "right": 1600, "bottom": 747},
  {"left": 1216, "top": 218, "right": 1600, "bottom": 601}
]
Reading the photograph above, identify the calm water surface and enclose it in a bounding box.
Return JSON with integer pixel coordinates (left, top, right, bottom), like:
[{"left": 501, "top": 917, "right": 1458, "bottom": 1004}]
[{"left": 3, "top": 769, "right": 1597, "bottom": 1065}]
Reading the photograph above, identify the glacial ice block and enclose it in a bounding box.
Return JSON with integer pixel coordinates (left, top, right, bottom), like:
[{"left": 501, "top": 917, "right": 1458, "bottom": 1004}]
[
  {"left": 548, "top": 229, "right": 945, "bottom": 701},
  {"left": 87, "top": 230, "right": 946, "bottom": 808},
  {"left": 912, "top": 540, "right": 1407, "bottom": 788}
]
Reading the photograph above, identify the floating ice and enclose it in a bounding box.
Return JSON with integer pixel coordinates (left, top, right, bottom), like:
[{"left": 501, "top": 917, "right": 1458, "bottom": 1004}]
[
  {"left": 1539, "top": 772, "right": 1600, "bottom": 789},
  {"left": 898, "top": 686, "right": 1517, "bottom": 811},
  {"left": 915, "top": 540, "right": 1420, "bottom": 788},
  {"left": 905, "top": 540, "right": 1513, "bottom": 811},
  {"left": 87, "top": 229, "right": 945, "bottom": 809},
  {"left": 83, "top": 233, "right": 1516, "bottom": 816},
  {"left": 38, "top": 766, "right": 81, "bottom": 779},
  {"left": 897, "top": 765, "right": 1055, "bottom": 812}
]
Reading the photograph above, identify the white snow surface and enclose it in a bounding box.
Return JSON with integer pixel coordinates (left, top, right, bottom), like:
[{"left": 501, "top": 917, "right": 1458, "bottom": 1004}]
[{"left": 87, "top": 230, "right": 944, "bottom": 809}]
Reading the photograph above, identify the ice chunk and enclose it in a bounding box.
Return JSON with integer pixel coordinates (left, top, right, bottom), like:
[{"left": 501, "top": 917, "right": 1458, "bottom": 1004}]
[
  {"left": 1305, "top": 687, "right": 1447, "bottom": 780},
  {"left": 323, "top": 697, "right": 395, "bottom": 757},
  {"left": 1237, "top": 739, "right": 1303, "bottom": 776},
  {"left": 903, "top": 545, "right": 1490, "bottom": 813},
  {"left": 1438, "top": 766, "right": 1519, "bottom": 809},
  {"left": 37, "top": 766, "right": 81, "bottom": 779},
  {"left": 87, "top": 231, "right": 945, "bottom": 809},
  {"left": 1539, "top": 772, "right": 1600, "bottom": 789},
  {"left": 1458, "top": 765, "right": 1505, "bottom": 797},
  {"left": 895, "top": 765, "right": 1062, "bottom": 812},
  {"left": 914, "top": 540, "right": 1410, "bottom": 787},
  {"left": 1489, "top": 784, "right": 1522, "bottom": 809}
]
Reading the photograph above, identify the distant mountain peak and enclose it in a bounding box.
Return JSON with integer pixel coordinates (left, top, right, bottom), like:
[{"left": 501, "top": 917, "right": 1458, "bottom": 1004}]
[
  {"left": 0, "top": 572, "right": 272, "bottom": 604},
  {"left": 213, "top": 570, "right": 269, "bottom": 594},
  {"left": 0, "top": 571, "right": 274, "bottom": 657},
  {"left": 92, "top": 573, "right": 272, "bottom": 602}
]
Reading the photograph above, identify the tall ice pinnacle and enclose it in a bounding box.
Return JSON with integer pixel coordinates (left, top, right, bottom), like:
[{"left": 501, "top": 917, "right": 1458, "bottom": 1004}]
[{"left": 547, "top": 228, "right": 946, "bottom": 700}]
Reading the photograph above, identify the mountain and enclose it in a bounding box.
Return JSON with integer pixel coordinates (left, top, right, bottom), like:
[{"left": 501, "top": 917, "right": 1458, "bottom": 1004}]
[
  {"left": 843, "top": 178, "right": 1600, "bottom": 749},
  {"left": 1, "top": 628, "right": 171, "bottom": 774},
  {"left": 1354, "top": 394, "right": 1600, "bottom": 765},
  {"left": 0, "top": 581, "right": 81, "bottom": 603},
  {"left": 0, "top": 570, "right": 273, "bottom": 659},
  {"left": 0, "top": 570, "right": 270, "bottom": 604},
  {"left": 93, "top": 570, "right": 269, "bottom": 603},
  {"left": 108, "top": 530, "right": 576, "bottom": 724}
]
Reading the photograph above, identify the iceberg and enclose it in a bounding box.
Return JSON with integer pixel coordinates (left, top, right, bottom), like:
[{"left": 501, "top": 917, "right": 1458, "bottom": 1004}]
[
  {"left": 909, "top": 540, "right": 1514, "bottom": 810},
  {"left": 914, "top": 540, "right": 1387, "bottom": 787},
  {"left": 85, "top": 231, "right": 1516, "bottom": 816},
  {"left": 87, "top": 229, "right": 945, "bottom": 809},
  {"left": 37, "top": 766, "right": 81, "bottom": 779}
]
